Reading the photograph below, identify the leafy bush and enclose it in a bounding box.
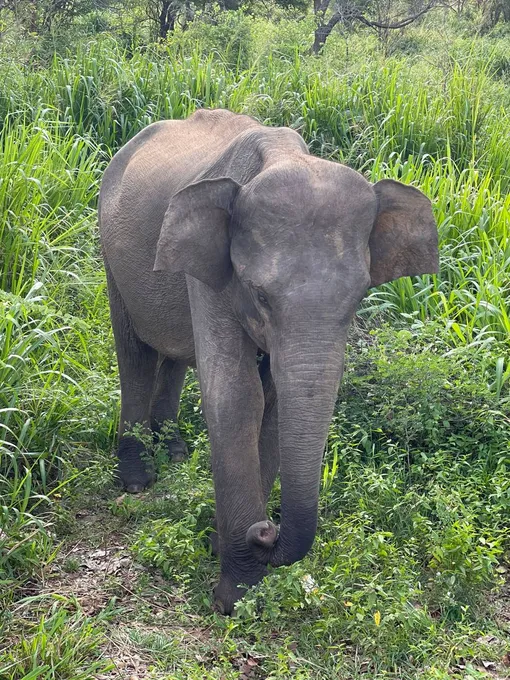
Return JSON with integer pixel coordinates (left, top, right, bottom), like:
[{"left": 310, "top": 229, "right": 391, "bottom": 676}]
[
  {"left": 341, "top": 325, "right": 509, "bottom": 457},
  {"left": 132, "top": 514, "right": 210, "bottom": 583},
  {"left": 171, "top": 10, "right": 255, "bottom": 69}
]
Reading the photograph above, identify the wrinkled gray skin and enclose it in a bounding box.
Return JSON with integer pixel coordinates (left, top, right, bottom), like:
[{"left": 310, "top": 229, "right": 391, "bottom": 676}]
[{"left": 99, "top": 109, "right": 439, "bottom": 614}]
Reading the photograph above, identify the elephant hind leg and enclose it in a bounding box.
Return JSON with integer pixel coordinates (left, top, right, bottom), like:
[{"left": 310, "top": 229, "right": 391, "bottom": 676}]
[
  {"left": 151, "top": 356, "right": 188, "bottom": 462},
  {"left": 106, "top": 262, "right": 158, "bottom": 493}
]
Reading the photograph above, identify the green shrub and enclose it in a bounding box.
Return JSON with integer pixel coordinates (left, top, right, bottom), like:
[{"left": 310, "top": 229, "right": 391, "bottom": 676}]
[
  {"left": 132, "top": 514, "right": 210, "bottom": 584},
  {"left": 170, "top": 11, "right": 255, "bottom": 70}
]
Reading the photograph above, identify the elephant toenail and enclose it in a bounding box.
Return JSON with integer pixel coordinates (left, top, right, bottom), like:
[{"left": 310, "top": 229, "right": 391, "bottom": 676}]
[{"left": 126, "top": 483, "right": 145, "bottom": 494}]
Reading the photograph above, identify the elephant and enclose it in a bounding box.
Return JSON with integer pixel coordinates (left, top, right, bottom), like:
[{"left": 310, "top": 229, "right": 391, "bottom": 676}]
[{"left": 99, "top": 108, "right": 439, "bottom": 614}]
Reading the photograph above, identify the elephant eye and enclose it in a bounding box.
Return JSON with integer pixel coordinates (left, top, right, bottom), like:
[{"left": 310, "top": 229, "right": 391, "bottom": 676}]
[{"left": 257, "top": 290, "right": 270, "bottom": 307}]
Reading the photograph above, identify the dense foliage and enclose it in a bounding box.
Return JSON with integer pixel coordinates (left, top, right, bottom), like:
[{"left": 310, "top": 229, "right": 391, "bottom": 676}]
[{"left": 0, "top": 11, "right": 509, "bottom": 679}]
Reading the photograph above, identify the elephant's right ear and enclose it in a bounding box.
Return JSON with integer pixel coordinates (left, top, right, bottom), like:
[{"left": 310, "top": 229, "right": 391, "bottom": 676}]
[
  {"left": 369, "top": 179, "right": 439, "bottom": 287},
  {"left": 153, "top": 177, "right": 240, "bottom": 291}
]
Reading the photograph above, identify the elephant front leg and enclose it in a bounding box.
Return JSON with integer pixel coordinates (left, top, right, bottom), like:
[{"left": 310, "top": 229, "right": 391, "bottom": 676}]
[
  {"left": 204, "top": 367, "right": 272, "bottom": 614},
  {"left": 209, "top": 354, "right": 278, "bottom": 559},
  {"left": 188, "top": 283, "right": 272, "bottom": 614}
]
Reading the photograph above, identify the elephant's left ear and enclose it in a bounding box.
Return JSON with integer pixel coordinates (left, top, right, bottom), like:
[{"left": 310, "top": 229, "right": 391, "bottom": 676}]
[
  {"left": 153, "top": 177, "right": 240, "bottom": 291},
  {"left": 369, "top": 179, "right": 439, "bottom": 288}
]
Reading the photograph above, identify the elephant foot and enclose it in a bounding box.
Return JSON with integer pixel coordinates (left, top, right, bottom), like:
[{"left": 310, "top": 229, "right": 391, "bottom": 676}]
[
  {"left": 213, "top": 550, "right": 268, "bottom": 615},
  {"left": 152, "top": 422, "right": 188, "bottom": 463},
  {"left": 117, "top": 463, "right": 155, "bottom": 493},
  {"left": 116, "top": 438, "right": 155, "bottom": 493},
  {"left": 213, "top": 578, "right": 248, "bottom": 615},
  {"left": 167, "top": 437, "right": 188, "bottom": 462}
]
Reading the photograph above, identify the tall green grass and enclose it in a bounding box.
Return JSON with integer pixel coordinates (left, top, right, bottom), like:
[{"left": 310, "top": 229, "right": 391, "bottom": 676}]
[
  {"left": 1, "top": 40, "right": 508, "bottom": 347},
  {"left": 0, "top": 118, "right": 115, "bottom": 603},
  {"left": 2, "top": 39, "right": 509, "bottom": 181}
]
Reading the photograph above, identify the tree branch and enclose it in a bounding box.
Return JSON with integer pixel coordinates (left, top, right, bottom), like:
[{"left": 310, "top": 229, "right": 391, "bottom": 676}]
[
  {"left": 314, "top": 0, "right": 332, "bottom": 16},
  {"left": 354, "top": 1, "right": 438, "bottom": 28},
  {"left": 324, "top": 10, "right": 342, "bottom": 29}
]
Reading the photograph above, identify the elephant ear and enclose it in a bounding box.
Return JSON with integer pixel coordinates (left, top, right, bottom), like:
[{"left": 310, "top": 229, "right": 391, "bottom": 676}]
[
  {"left": 369, "top": 179, "right": 439, "bottom": 287},
  {"left": 153, "top": 177, "right": 240, "bottom": 291}
]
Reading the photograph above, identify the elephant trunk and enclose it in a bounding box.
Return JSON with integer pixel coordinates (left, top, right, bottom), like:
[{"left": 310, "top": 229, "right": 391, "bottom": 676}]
[{"left": 246, "top": 334, "right": 346, "bottom": 566}]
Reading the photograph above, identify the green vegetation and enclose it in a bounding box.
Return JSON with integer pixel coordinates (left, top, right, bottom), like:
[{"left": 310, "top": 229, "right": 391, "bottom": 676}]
[{"left": 1, "top": 9, "right": 510, "bottom": 679}]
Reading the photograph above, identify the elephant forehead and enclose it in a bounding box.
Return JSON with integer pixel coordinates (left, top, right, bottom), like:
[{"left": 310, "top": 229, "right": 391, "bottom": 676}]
[
  {"left": 231, "top": 244, "right": 293, "bottom": 281},
  {"left": 240, "top": 164, "right": 318, "bottom": 218},
  {"left": 237, "top": 162, "right": 376, "bottom": 244},
  {"left": 232, "top": 196, "right": 375, "bottom": 266}
]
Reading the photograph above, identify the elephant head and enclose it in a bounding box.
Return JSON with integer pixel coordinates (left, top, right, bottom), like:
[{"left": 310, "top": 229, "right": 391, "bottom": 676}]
[{"left": 154, "top": 154, "right": 438, "bottom": 569}]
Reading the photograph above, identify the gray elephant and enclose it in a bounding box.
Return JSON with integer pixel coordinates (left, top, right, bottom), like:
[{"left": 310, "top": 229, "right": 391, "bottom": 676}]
[{"left": 99, "top": 109, "right": 438, "bottom": 613}]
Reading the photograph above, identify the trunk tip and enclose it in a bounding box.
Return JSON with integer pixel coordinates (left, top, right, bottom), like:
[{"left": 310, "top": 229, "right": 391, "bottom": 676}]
[{"left": 246, "top": 520, "right": 279, "bottom": 561}]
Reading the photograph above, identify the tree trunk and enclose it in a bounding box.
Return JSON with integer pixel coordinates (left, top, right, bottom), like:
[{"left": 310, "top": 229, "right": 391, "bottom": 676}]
[
  {"left": 311, "top": 12, "right": 341, "bottom": 54},
  {"left": 159, "top": 0, "right": 175, "bottom": 40}
]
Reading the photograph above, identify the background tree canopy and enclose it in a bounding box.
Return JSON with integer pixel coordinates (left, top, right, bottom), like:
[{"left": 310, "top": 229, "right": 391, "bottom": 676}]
[{"left": 1, "top": 0, "right": 509, "bottom": 48}]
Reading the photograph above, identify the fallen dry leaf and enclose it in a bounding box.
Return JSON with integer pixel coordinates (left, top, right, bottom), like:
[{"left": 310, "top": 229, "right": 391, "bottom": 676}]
[{"left": 480, "top": 660, "right": 497, "bottom": 670}]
